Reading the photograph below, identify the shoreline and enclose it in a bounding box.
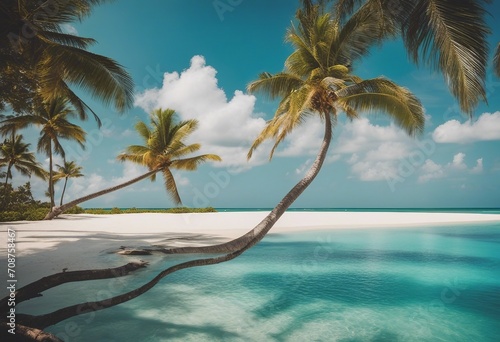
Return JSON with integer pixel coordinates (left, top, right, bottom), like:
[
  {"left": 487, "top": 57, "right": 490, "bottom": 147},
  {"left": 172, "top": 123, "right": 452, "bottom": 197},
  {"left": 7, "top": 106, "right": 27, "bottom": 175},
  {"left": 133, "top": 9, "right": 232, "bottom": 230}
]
[{"left": 1, "top": 211, "right": 499, "bottom": 295}]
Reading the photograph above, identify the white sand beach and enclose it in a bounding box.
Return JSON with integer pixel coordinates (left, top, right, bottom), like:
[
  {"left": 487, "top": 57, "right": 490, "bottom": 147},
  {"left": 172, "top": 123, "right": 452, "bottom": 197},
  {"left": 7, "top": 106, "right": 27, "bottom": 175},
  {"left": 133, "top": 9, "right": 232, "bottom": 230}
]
[{"left": 1, "top": 211, "right": 500, "bottom": 295}]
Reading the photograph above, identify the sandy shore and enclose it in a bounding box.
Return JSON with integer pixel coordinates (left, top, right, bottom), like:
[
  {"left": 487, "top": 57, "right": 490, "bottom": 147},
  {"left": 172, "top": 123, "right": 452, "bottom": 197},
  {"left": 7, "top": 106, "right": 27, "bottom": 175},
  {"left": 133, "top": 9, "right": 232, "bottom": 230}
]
[{"left": 1, "top": 211, "right": 499, "bottom": 295}]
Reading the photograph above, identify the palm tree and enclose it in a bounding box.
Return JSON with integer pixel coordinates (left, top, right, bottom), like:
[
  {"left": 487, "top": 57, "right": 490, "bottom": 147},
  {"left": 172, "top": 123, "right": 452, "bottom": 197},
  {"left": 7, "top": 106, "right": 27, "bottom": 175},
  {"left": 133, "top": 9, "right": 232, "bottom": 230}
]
[
  {"left": 332, "top": 0, "right": 490, "bottom": 115},
  {"left": 53, "top": 160, "right": 84, "bottom": 206},
  {"left": 43, "top": 108, "right": 221, "bottom": 219},
  {"left": 0, "top": 134, "right": 46, "bottom": 190},
  {"left": 0, "top": 97, "right": 86, "bottom": 208},
  {"left": 166, "top": 1, "right": 425, "bottom": 255},
  {"left": 0, "top": 0, "right": 133, "bottom": 123}
]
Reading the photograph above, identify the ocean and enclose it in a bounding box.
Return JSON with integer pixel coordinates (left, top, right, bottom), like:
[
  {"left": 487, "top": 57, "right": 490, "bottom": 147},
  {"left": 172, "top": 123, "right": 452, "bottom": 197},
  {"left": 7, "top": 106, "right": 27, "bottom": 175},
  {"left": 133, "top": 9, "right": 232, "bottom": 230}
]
[{"left": 18, "top": 213, "right": 500, "bottom": 341}]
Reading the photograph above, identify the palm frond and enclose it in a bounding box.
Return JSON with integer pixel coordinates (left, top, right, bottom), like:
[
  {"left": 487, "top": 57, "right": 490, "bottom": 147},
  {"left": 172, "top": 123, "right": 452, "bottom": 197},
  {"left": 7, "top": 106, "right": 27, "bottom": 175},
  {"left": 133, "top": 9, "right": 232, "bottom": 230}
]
[
  {"left": 40, "top": 44, "right": 134, "bottom": 112},
  {"left": 248, "top": 72, "right": 304, "bottom": 99},
  {"left": 37, "top": 31, "right": 96, "bottom": 49},
  {"left": 401, "top": 0, "right": 489, "bottom": 114},
  {"left": 162, "top": 168, "right": 182, "bottom": 205},
  {"left": 168, "top": 144, "right": 201, "bottom": 159},
  {"left": 335, "top": 78, "right": 424, "bottom": 135},
  {"left": 170, "top": 154, "right": 222, "bottom": 171}
]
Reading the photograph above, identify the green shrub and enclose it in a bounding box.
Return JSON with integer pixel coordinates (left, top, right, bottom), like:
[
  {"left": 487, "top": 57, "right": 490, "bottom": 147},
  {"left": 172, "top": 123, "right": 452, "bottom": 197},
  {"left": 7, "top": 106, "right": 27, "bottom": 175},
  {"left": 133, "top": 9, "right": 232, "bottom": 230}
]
[
  {"left": 166, "top": 206, "right": 217, "bottom": 213},
  {"left": 110, "top": 207, "right": 122, "bottom": 214},
  {"left": 65, "top": 206, "right": 85, "bottom": 214},
  {"left": 84, "top": 208, "right": 110, "bottom": 215},
  {"left": 25, "top": 208, "right": 50, "bottom": 221},
  {"left": 0, "top": 211, "right": 24, "bottom": 222}
]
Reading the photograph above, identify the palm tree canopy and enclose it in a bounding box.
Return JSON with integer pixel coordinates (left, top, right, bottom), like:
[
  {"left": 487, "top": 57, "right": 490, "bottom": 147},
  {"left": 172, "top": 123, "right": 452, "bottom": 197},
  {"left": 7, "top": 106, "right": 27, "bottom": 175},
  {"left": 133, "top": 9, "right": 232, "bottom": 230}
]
[
  {"left": 53, "top": 160, "right": 84, "bottom": 181},
  {"left": 247, "top": 3, "right": 424, "bottom": 159},
  {"left": 333, "top": 0, "right": 491, "bottom": 115},
  {"left": 117, "top": 108, "right": 222, "bottom": 204},
  {"left": 0, "top": 134, "right": 47, "bottom": 181},
  {"left": 0, "top": 0, "right": 133, "bottom": 124},
  {"left": 0, "top": 97, "right": 86, "bottom": 159}
]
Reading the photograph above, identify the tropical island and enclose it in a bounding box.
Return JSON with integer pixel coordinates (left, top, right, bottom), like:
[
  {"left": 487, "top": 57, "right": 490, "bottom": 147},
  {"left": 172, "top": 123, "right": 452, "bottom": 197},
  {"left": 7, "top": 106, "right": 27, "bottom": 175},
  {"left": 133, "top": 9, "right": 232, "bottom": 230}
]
[{"left": 1, "top": 1, "right": 500, "bottom": 341}]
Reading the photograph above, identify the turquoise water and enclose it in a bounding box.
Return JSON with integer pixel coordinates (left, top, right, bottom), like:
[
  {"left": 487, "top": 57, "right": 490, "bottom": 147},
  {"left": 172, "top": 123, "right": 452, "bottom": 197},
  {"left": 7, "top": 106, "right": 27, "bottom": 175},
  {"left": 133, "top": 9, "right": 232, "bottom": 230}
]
[{"left": 28, "top": 222, "right": 500, "bottom": 341}]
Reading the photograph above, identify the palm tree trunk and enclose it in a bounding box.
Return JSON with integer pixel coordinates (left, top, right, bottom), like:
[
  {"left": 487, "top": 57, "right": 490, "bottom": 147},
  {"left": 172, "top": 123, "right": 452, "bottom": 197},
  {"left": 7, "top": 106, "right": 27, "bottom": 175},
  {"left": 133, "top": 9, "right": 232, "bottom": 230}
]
[
  {"left": 59, "top": 177, "right": 68, "bottom": 206},
  {"left": 22, "top": 112, "right": 332, "bottom": 326},
  {"left": 167, "top": 114, "right": 333, "bottom": 254},
  {"left": 15, "top": 115, "right": 332, "bottom": 330},
  {"left": 49, "top": 142, "right": 55, "bottom": 208},
  {"left": 44, "top": 168, "right": 161, "bottom": 220},
  {"left": 2, "top": 163, "right": 13, "bottom": 208},
  {"left": 3, "top": 163, "right": 11, "bottom": 190}
]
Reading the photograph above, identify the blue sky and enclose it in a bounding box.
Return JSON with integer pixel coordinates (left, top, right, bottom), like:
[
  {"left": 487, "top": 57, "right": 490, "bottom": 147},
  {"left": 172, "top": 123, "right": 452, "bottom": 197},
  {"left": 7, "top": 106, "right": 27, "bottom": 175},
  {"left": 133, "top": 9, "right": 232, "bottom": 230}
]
[{"left": 14, "top": 0, "right": 500, "bottom": 208}]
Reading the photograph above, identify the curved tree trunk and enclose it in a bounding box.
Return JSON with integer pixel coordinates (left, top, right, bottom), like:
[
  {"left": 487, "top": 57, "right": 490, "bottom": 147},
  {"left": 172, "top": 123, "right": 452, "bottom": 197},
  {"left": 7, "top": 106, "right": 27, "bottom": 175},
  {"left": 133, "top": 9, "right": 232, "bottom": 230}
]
[
  {"left": 21, "top": 115, "right": 333, "bottom": 329},
  {"left": 49, "top": 142, "right": 55, "bottom": 208},
  {"left": 168, "top": 114, "right": 333, "bottom": 254},
  {"left": 1, "top": 163, "right": 13, "bottom": 207},
  {"left": 44, "top": 168, "right": 161, "bottom": 220},
  {"left": 3, "top": 163, "right": 12, "bottom": 190},
  {"left": 59, "top": 177, "right": 68, "bottom": 206}
]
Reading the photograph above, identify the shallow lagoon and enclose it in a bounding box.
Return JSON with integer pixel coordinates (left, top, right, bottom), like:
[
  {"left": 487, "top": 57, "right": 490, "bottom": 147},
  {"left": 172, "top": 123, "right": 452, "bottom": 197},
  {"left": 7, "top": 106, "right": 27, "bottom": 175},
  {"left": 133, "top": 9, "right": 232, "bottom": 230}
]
[{"left": 32, "top": 222, "right": 500, "bottom": 341}]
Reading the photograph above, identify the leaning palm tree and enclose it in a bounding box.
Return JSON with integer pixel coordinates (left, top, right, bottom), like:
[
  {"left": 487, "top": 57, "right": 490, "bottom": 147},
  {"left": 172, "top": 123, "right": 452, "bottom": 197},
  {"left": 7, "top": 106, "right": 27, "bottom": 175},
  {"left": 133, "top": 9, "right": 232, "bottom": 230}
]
[
  {"left": 53, "top": 160, "right": 84, "bottom": 206},
  {"left": 332, "top": 0, "right": 490, "bottom": 115},
  {"left": 0, "top": 0, "right": 133, "bottom": 123},
  {"left": 0, "top": 97, "right": 86, "bottom": 208},
  {"left": 165, "top": 1, "right": 425, "bottom": 255},
  {"left": 0, "top": 134, "right": 46, "bottom": 190},
  {"left": 43, "top": 108, "right": 221, "bottom": 220}
]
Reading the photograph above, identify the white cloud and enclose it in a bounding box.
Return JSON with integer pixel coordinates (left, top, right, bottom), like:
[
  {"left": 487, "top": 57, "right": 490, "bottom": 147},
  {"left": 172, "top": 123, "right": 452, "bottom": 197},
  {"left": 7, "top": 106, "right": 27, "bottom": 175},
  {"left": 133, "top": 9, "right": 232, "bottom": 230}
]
[
  {"left": 61, "top": 24, "right": 78, "bottom": 35},
  {"left": 332, "top": 118, "right": 418, "bottom": 181},
  {"left": 419, "top": 153, "right": 484, "bottom": 183},
  {"left": 351, "top": 160, "right": 399, "bottom": 181},
  {"left": 418, "top": 159, "right": 445, "bottom": 183},
  {"left": 449, "top": 153, "right": 467, "bottom": 170},
  {"left": 432, "top": 112, "right": 500, "bottom": 143},
  {"left": 471, "top": 158, "right": 483, "bottom": 174},
  {"left": 277, "top": 119, "right": 324, "bottom": 157},
  {"left": 134, "top": 56, "right": 268, "bottom": 172}
]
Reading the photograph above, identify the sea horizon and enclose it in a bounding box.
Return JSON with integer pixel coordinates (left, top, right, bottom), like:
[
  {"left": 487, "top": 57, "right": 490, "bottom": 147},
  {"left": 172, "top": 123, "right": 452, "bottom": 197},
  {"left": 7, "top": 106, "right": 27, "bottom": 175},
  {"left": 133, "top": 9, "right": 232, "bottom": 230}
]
[{"left": 81, "top": 207, "right": 500, "bottom": 214}]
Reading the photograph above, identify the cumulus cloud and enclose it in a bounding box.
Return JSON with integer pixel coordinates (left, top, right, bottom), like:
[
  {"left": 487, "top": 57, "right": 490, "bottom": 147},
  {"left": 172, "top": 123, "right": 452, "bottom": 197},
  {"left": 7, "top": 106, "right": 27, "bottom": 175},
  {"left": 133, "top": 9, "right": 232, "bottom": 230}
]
[
  {"left": 433, "top": 112, "right": 500, "bottom": 143},
  {"left": 418, "top": 160, "right": 445, "bottom": 183},
  {"left": 471, "top": 158, "right": 483, "bottom": 174},
  {"left": 134, "top": 56, "right": 268, "bottom": 172},
  {"left": 277, "top": 119, "right": 324, "bottom": 157},
  {"left": 419, "top": 153, "right": 484, "bottom": 183},
  {"left": 449, "top": 152, "right": 467, "bottom": 170},
  {"left": 331, "top": 118, "right": 419, "bottom": 181}
]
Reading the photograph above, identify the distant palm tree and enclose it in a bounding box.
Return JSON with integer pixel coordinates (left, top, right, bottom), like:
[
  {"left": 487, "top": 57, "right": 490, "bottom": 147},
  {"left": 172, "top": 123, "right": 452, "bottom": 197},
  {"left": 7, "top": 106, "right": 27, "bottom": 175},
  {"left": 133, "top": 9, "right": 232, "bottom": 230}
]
[
  {"left": 0, "top": 98, "right": 86, "bottom": 208},
  {"left": 0, "top": 134, "right": 46, "bottom": 190},
  {"left": 53, "top": 160, "right": 84, "bottom": 206},
  {"left": 0, "top": 0, "right": 133, "bottom": 123},
  {"left": 44, "top": 108, "right": 221, "bottom": 219},
  {"left": 332, "top": 0, "right": 490, "bottom": 115}
]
